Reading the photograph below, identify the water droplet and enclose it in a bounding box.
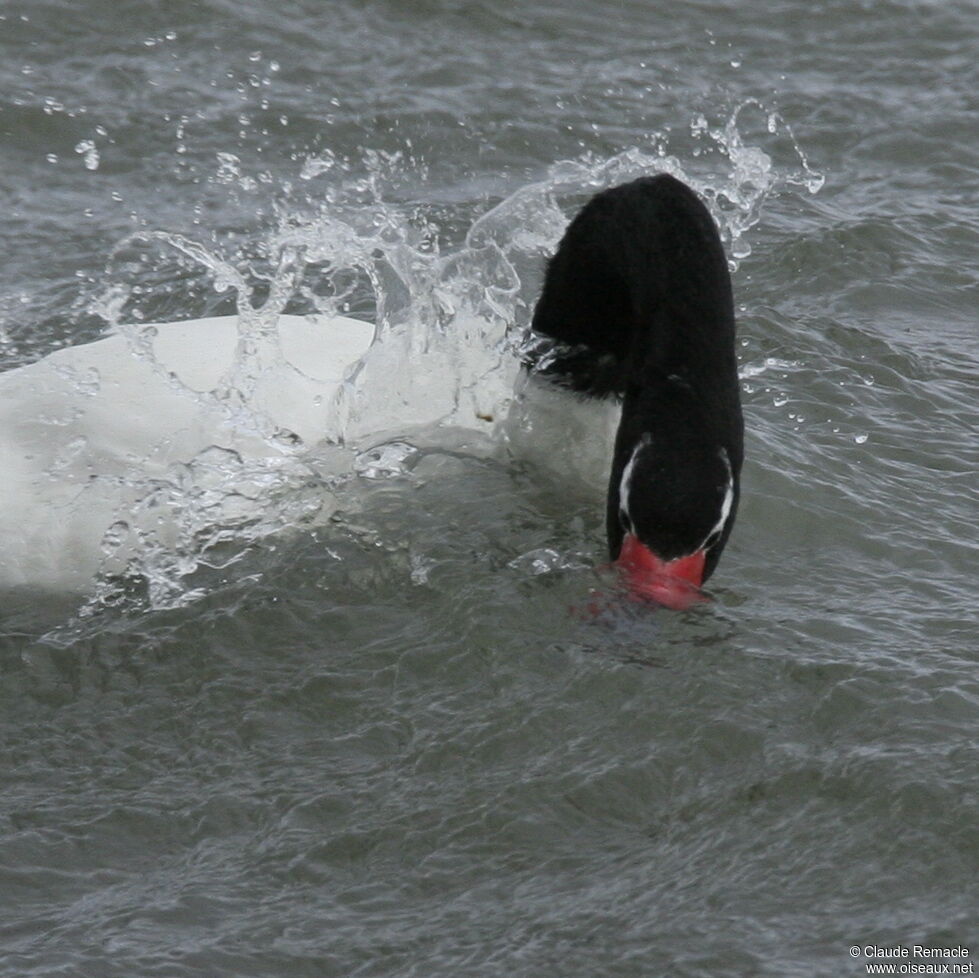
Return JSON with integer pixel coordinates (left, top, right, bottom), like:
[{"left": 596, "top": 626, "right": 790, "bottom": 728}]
[
  {"left": 731, "top": 237, "right": 751, "bottom": 260},
  {"left": 805, "top": 172, "right": 826, "bottom": 194},
  {"left": 300, "top": 151, "right": 336, "bottom": 180},
  {"left": 75, "top": 139, "right": 100, "bottom": 170}
]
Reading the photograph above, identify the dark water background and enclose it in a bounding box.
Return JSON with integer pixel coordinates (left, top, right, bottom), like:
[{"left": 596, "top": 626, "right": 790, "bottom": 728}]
[{"left": 1, "top": 1, "right": 977, "bottom": 975}]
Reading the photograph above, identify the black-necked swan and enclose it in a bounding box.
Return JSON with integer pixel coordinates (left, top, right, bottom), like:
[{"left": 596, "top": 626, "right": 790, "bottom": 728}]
[{"left": 0, "top": 174, "right": 740, "bottom": 608}]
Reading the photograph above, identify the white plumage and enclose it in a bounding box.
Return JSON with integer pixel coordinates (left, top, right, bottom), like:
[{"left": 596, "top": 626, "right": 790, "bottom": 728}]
[{"left": 0, "top": 314, "right": 374, "bottom": 591}]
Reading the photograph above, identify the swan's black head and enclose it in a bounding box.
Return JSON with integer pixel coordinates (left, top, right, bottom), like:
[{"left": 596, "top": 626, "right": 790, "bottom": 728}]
[
  {"left": 606, "top": 377, "right": 740, "bottom": 605},
  {"left": 530, "top": 174, "right": 744, "bottom": 606}
]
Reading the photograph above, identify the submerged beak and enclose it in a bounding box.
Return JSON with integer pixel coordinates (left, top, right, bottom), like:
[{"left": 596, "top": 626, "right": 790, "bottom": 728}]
[{"left": 614, "top": 533, "right": 707, "bottom": 610}]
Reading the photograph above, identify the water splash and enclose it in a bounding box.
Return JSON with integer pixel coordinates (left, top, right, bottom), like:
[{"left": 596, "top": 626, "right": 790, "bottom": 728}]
[
  {"left": 354, "top": 441, "right": 419, "bottom": 480},
  {"left": 59, "top": 103, "right": 819, "bottom": 628},
  {"left": 84, "top": 445, "right": 328, "bottom": 612},
  {"left": 688, "top": 100, "right": 824, "bottom": 263}
]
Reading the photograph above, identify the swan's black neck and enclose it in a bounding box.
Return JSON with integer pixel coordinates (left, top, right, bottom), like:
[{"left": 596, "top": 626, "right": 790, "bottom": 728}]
[{"left": 529, "top": 174, "right": 744, "bottom": 582}]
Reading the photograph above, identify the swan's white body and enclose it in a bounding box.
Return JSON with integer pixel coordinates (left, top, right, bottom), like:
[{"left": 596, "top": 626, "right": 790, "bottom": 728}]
[
  {"left": 0, "top": 311, "right": 620, "bottom": 596},
  {"left": 502, "top": 370, "right": 620, "bottom": 493},
  {"left": 0, "top": 314, "right": 374, "bottom": 592}
]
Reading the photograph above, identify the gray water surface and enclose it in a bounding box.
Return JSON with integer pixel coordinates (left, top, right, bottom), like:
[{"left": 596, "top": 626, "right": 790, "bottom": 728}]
[{"left": 1, "top": 1, "right": 977, "bottom": 975}]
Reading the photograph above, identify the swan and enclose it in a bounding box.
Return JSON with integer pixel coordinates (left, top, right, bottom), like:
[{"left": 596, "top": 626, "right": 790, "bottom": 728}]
[{"left": 1, "top": 174, "right": 741, "bottom": 609}]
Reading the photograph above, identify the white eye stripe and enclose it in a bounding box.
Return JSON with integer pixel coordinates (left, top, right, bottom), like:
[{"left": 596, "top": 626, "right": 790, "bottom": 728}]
[
  {"left": 618, "top": 433, "right": 651, "bottom": 530},
  {"left": 621, "top": 439, "right": 734, "bottom": 551},
  {"left": 700, "top": 448, "right": 734, "bottom": 550}
]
